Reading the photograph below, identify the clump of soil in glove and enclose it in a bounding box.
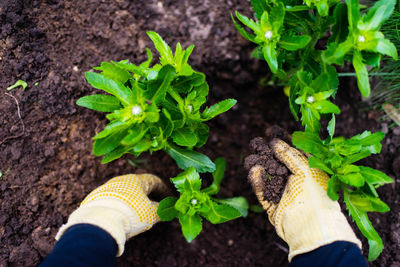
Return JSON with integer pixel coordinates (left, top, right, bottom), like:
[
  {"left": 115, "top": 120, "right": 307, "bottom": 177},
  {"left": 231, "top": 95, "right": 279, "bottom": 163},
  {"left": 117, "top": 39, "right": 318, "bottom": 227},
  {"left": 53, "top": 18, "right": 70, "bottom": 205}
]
[{"left": 244, "top": 126, "right": 291, "bottom": 204}]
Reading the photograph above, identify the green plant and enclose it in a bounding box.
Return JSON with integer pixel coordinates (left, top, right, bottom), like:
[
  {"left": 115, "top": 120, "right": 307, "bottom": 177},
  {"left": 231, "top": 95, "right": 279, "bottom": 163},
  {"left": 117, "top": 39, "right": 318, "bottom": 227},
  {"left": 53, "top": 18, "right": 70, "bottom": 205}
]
[
  {"left": 77, "top": 31, "right": 236, "bottom": 172},
  {"left": 7, "top": 80, "right": 27, "bottom": 91},
  {"left": 233, "top": 0, "right": 397, "bottom": 260},
  {"left": 157, "top": 158, "right": 248, "bottom": 242},
  {"left": 292, "top": 130, "right": 393, "bottom": 260}
]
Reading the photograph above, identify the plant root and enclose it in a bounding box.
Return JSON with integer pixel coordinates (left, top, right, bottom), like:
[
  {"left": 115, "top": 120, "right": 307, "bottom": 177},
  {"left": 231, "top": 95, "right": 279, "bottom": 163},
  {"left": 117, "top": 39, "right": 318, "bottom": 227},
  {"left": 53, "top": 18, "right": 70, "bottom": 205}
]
[{"left": 0, "top": 93, "right": 25, "bottom": 146}]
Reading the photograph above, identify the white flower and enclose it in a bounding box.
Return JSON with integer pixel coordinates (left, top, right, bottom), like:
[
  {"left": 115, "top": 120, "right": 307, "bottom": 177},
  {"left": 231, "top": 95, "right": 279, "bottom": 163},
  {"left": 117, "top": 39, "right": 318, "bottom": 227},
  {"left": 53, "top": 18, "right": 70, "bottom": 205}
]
[
  {"left": 358, "top": 35, "right": 365, "bottom": 43},
  {"left": 307, "top": 96, "right": 315, "bottom": 103},
  {"left": 131, "top": 105, "right": 142, "bottom": 115},
  {"left": 191, "top": 199, "right": 198, "bottom": 205},
  {"left": 265, "top": 30, "right": 273, "bottom": 40}
]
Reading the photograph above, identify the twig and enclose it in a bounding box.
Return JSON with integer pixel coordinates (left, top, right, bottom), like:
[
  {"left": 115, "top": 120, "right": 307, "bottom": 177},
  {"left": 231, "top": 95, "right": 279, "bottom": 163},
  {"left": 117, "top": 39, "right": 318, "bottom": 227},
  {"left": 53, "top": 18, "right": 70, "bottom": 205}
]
[{"left": 0, "top": 93, "right": 25, "bottom": 145}]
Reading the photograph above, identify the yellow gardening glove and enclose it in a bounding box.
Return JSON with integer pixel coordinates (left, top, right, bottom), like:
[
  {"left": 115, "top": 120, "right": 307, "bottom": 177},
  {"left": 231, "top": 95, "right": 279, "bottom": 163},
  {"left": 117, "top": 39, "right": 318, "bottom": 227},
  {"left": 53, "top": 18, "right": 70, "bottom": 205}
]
[
  {"left": 56, "top": 174, "right": 168, "bottom": 256},
  {"left": 248, "top": 139, "right": 361, "bottom": 261}
]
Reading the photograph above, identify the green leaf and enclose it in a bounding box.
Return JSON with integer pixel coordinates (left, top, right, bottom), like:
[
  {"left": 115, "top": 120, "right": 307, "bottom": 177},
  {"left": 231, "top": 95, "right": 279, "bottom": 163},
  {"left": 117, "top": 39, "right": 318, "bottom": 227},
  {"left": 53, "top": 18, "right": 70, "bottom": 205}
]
[
  {"left": 171, "top": 72, "right": 205, "bottom": 94},
  {"left": 327, "top": 114, "right": 335, "bottom": 138},
  {"left": 279, "top": 35, "right": 311, "bottom": 51},
  {"left": 313, "top": 100, "right": 341, "bottom": 114},
  {"left": 202, "top": 157, "right": 226, "bottom": 195},
  {"left": 327, "top": 175, "right": 341, "bottom": 201},
  {"left": 308, "top": 157, "right": 333, "bottom": 174},
  {"left": 234, "top": 11, "right": 259, "bottom": 32},
  {"left": 76, "top": 95, "right": 121, "bottom": 112},
  {"left": 231, "top": 13, "right": 256, "bottom": 42},
  {"left": 146, "top": 65, "right": 176, "bottom": 105},
  {"left": 147, "top": 31, "right": 174, "bottom": 65},
  {"left": 178, "top": 213, "right": 202, "bottom": 242},
  {"left": 352, "top": 50, "right": 370, "bottom": 97},
  {"left": 121, "top": 125, "right": 147, "bottom": 146},
  {"left": 171, "top": 167, "right": 202, "bottom": 193},
  {"left": 301, "top": 105, "right": 321, "bottom": 133},
  {"left": 344, "top": 190, "right": 384, "bottom": 260},
  {"left": 343, "top": 151, "right": 371, "bottom": 165},
  {"left": 85, "top": 72, "right": 132, "bottom": 106},
  {"left": 375, "top": 39, "right": 398, "bottom": 60},
  {"left": 201, "top": 99, "right": 237, "bottom": 121},
  {"left": 250, "top": 0, "right": 268, "bottom": 20},
  {"left": 202, "top": 202, "right": 241, "bottom": 224},
  {"left": 7, "top": 79, "right": 28, "bottom": 91},
  {"left": 345, "top": 0, "right": 360, "bottom": 31},
  {"left": 166, "top": 145, "right": 216, "bottom": 173},
  {"left": 292, "top": 131, "right": 326, "bottom": 157},
  {"left": 359, "top": 166, "right": 393, "bottom": 187},
  {"left": 337, "top": 172, "right": 365, "bottom": 187},
  {"left": 214, "top": 197, "right": 249, "bottom": 217},
  {"left": 263, "top": 44, "right": 278, "bottom": 73},
  {"left": 269, "top": 3, "right": 285, "bottom": 30},
  {"left": 93, "top": 121, "right": 127, "bottom": 140},
  {"left": 157, "top": 197, "right": 179, "bottom": 221},
  {"left": 133, "top": 139, "right": 153, "bottom": 153},
  {"left": 322, "top": 40, "right": 352, "bottom": 65},
  {"left": 194, "top": 123, "right": 209, "bottom": 148},
  {"left": 94, "top": 62, "right": 132, "bottom": 83},
  {"left": 348, "top": 192, "right": 390, "bottom": 213},
  {"left": 171, "top": 127, "right": 198, "bottom": 147},
  {"left": 362, "top": 0, "right": 395, "bottom": 31},
  {"left": 101, "top": 146, "right": 129, "bottom": 164},
  {"left": 93, "top": 129, "right": 127, "bottom": 156}
]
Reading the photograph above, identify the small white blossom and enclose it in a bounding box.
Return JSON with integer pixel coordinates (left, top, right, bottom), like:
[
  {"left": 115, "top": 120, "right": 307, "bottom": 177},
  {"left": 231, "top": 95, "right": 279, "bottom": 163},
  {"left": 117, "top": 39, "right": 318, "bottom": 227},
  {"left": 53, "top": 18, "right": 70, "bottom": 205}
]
[
  {"left": 307, "top": 96, "right": 315, "bottom": 103},
  {"left": 191, "top": 199, "right": 198, "bottom": 205},
  {"left": 358, "top": 35, "right": 366, "bottom": 42},
  {"left": 187, "top": 105, "right": 193, "bottom": 112},
  {"left": 264, "top": 30, "right": 273, "bottom": 40},
  {"left": 131, "top": 105, "right": 142, "bottom": 115}
]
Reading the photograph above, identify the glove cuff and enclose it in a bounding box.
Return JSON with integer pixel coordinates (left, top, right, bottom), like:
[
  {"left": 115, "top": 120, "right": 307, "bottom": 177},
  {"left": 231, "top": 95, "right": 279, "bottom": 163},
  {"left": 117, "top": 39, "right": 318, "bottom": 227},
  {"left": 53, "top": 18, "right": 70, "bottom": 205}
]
[
  {"left": 56, "top": 198, "right": 148, "bottom": 256},
  {"left": 277, "top": 200, "right": 361, "bottom": 262}
]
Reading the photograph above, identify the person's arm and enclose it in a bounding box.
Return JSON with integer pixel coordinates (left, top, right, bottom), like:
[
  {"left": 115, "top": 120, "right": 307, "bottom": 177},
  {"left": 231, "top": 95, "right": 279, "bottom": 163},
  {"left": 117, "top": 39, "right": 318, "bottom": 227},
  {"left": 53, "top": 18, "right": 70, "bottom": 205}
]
[
  {"left": 247, "top": 138, "right": 367, "bottom": 266},
  {"left": 40, "top": 174, "right": 168, "bottom": 266},
  {"left": 40, "top": 224, "right": 117, "bottom": 267}
]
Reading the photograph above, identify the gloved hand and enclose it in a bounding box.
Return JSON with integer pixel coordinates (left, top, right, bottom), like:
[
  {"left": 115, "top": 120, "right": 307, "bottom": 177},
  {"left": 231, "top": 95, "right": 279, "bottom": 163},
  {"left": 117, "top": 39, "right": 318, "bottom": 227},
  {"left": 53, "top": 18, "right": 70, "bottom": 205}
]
[
  {"left": 56, "top": 174, "right": 168, "bottom": 256},
  {"left": 248, "top": 139, "right": 361, "bottom": 261}
]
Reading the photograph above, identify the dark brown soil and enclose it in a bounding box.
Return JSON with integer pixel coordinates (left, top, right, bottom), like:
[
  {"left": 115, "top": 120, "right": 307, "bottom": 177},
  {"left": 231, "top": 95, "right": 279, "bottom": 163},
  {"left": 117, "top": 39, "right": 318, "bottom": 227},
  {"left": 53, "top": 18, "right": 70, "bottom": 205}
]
[
  {"left": 0, "top": 1, "right": 399, "bottom": 267},
  {"left": 244, "top": 126, "right": 290, "bottom": 204}
]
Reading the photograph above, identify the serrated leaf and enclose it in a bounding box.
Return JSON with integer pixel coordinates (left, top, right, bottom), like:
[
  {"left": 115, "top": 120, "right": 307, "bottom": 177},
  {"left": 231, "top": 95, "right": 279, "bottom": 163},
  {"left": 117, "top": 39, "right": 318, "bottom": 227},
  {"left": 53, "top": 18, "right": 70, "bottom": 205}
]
[
  {"left": 359, "top": 166, "right": 394, "bottom": 187},
  {"left": 375, "top": 39, "right": 398, "bottom": 60},
  {"left": 147, "top": 31, "right": 174, "bottom": 65},
  {"left": 348, "top": 192, "right": 390, "bottom": 213},
  {"left": 178, "top": 213, "right": 202, "bottom": 242},
  {"left": 94, "top": 62, "right": 132, "bottom": 83},
  {"left": 234, "top": 11, "right": 259, "bottom": 32},
  {"left": 231, "top": 13, "right": 256, "bottom": 42},
  {"left": 166, "top": 145, "right": 215, "bottom": 173},
  {"left": 344, "top": 190, "right": 384, "bottom": 260},
  {"left": 194, "top": 123, "right": 209, "bottom": 148},
  {"left": 327, "top": 175, "right": 340, "bottom": 201},
  {"left": 76, "top": 95, "right": 121, "bottom": 112},
  {"left": 292, "top": 131, "right": 326, "bottom": 157},
  {"left": 362, "top": 0, "right": 395, "bottom": 31},
  {"left": 85, "top": 72, "right": 132, "bottom": 106},
  {"left": 171, "top": 72, "right": 205, "bottom": 94},
  {"left": 157, "top": 197, "right": 179, "bottom": 221},
  {"left": 201, "top": 99, "right": 237, "bottom": 121}
]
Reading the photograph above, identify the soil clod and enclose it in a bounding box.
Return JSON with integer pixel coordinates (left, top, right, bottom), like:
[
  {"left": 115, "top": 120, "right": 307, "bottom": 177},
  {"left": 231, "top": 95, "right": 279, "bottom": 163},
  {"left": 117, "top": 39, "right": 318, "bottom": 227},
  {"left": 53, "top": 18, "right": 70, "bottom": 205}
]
[{"left": 245, "top": 126, "right": 290, "bottom": 204}]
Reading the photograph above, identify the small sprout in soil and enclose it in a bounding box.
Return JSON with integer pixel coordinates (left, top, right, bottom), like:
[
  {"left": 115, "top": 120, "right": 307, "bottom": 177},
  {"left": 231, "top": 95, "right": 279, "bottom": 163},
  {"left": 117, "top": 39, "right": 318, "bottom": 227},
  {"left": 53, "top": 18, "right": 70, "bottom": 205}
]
[
  {"left": 7, "top": 80, "right": 27, "bottom": 91},
  {"left": 157, "top": 158, "right": 249, "bottom": 242},
  {"left": 34, "top": 82, "right": 39, "bottom": 86}
]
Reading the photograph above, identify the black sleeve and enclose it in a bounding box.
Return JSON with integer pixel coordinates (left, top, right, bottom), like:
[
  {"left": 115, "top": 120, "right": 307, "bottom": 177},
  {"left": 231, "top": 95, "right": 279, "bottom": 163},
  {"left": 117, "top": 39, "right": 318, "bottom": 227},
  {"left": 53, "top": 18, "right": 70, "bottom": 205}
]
[
  {"left": 291, "top": 241, "right": 368, "bottom": 267},
  {"left": 40, "top": 224, "right": 118, "bottom": 267}
]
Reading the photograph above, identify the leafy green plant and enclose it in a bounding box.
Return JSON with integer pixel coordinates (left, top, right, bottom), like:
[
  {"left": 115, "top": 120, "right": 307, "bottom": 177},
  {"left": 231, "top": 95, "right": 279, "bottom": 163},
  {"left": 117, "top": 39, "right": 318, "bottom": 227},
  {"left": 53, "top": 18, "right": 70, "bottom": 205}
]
[
  {"left": 292, "top": 130, "right": 393, "bottom": 260},
  {"left": 77, "top": 31, "right": 236, "bottom": 172},
  {"left": 158, "top": 158, "right": 248, "bottom": 242},
  {"left": 233, "top": 0, "right": 397, "bottom": 260}
]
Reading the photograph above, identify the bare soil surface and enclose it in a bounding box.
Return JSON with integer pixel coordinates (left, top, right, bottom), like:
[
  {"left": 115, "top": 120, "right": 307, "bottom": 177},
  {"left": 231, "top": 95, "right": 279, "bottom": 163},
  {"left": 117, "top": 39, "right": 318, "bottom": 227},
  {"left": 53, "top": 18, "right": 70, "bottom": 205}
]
[{"left": 0, "top": 1, "right": 399, "bottom": 266}]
